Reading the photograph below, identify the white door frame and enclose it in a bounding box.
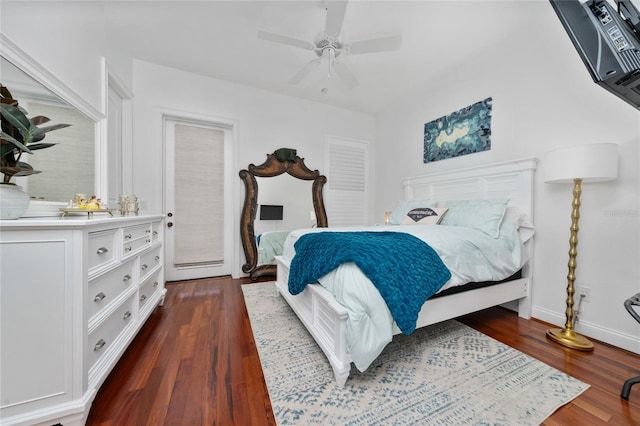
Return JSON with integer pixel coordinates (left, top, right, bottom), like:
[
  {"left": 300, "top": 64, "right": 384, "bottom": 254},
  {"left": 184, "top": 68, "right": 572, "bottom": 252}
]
[{"left": 161, "top": 110, "right": 237, "bottom": 281}]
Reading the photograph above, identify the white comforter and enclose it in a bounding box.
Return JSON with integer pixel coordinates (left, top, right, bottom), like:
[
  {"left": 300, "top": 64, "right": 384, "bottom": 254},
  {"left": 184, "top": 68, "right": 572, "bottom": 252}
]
[{"left": 281, "top": 221, "right": 528, "bottom": 371}]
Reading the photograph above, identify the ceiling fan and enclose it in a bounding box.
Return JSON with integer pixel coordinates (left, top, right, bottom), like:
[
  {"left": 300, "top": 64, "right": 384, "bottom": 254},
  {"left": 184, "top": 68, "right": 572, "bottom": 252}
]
[{"left": 257, "top": 0, "right": 402, "bottom": 88}]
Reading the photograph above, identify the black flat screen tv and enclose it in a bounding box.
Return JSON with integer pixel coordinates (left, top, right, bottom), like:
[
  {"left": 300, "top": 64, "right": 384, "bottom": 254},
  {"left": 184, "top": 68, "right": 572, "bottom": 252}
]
[
  {"left": 550, "top": 0, "right": 640, "bottom": 109},
  {"left": 260, "top": 204, "right": 283, "bottom": 221}
]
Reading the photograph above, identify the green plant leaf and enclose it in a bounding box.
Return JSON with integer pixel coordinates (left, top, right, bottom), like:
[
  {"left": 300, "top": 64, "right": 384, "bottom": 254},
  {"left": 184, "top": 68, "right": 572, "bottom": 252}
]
[
  {"left": 0, "top": 163, "right": 41, "bottom": 178},
  {"left": 31, "top": 123, "right": 71, "bottom": 140},
  {"left": 27, "top": 142, "right": 56, "bottom": 151},
  {"left": 12, "top": 161, "right": 41, "bottom": 177},
  {"left": 0, "top": 97, "right": 19, "bottom": 106},
  {"left": 0, "top": 104, "right": 30, "bottom": 139},
  {"left": 0, "top": 131, "right": 32, "bottom": 154},
  {"left": 30, "top": 115, "right": 51, "bottom": 126},
  {"left": 0, "top": 85, "right": 13, "bottom": 98}
]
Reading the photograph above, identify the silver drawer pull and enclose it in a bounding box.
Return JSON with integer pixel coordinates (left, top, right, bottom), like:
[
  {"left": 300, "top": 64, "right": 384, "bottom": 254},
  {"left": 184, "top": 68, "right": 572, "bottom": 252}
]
[
  {"left": 140, "top": 294, "right": 147, "bottom": 302},
  {"left": 153, "top": 231, "right": 158, "bottom": 236},
  {"left": 123, "top": 311, "right": 132, "bottom": 320},
  {"left": 153, "top": 281, "right": 159, "bottom": 288},
  {"left": 146, "top": 239, "right": 151, "bottom": 243},
  {"left": 146, "top": 229, "right": 151, "bottom": 233},
  {"left": 154, "top": 256, "right": 160, "bottom": 261},
  {"left": 94, "top": 339, "right": 106, "bottom": 351},
  {"left": 124, "top": 247, "right": 132, "bottom": 252},
  {"left": 123, "top": 274, "right": 132, "bottom": 282},
  {"left": 94, "top": 292, "right": 106, "bottom": 302},
  {"left": 125, "top": 234, "right": 132, "bottom": 239},
  {"left": 96, "top": 247, "right": 109, "bottom": 255},
  {"left": 141, "top": 264, "right": 148, "bottom": 270}
]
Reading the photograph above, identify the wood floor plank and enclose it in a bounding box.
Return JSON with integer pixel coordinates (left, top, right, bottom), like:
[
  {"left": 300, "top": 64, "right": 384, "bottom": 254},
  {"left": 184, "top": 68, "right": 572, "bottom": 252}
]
[{"left": 86, "top": 276, "right": 640, "bottom": 425}]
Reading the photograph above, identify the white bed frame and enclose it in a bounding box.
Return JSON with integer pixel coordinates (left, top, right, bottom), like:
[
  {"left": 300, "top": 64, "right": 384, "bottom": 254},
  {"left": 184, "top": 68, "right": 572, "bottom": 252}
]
[{"left": 274, "top": 158, "right": 537, "bottom": 388}]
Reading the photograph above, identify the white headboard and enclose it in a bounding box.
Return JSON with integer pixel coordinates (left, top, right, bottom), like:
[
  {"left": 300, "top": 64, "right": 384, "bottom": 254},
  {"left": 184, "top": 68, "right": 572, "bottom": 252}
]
[{"left": 402, "top": 158, "right": 537, "bottom": 219}]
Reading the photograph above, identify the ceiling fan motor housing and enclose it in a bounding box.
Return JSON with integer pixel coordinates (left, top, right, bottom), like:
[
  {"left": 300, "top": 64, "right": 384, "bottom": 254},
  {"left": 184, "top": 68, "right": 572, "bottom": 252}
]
[{"left": 314, "top": 32, "right": 343, "bottom": 57}]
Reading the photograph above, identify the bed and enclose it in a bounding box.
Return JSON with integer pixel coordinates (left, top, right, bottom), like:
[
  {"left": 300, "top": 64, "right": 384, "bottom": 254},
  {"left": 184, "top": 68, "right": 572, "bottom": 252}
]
[{"left": 274, "top": 158, "right": 537, "bottom": 387}]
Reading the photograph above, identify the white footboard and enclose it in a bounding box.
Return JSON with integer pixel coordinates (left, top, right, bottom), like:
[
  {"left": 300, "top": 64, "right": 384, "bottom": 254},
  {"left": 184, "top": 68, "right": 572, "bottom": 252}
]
[
  {"left": 275, "top": 256, "right": 352, "bottom": 387},
  {"left": 275, "top": 255, "right": 531, "bottom": 388}
]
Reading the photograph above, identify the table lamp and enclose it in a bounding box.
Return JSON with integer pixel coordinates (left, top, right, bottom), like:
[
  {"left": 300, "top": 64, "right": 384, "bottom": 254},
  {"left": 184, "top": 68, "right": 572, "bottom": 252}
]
[{"left": 543, "top": 142, "right": 618, "bottom": 351}]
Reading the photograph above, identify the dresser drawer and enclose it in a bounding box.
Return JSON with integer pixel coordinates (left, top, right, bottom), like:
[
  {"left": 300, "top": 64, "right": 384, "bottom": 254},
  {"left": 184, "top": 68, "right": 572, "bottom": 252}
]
[
  {"left": 123, "top": 237, "right": 151, "bottom": 257},
  {"left": 88, "top": 294, "right": 136, "bottom": 371},
  {"left": 88, "top": 229, "right": 117, "bottom": 274},
  {"left": 139, "top": 246, "right": 162, "bottom": 281},
  {"left": 123, "top": 224, "right": 152, "bottom": 258},
  {"left": 122, "top": 223, "right": 151, "bottom": 243},
  {"left": 88, "top": 259, "right": 135, "bottom": 319},
  {"left": 138, "top": 270, "right": 162, "bottom": 311}
]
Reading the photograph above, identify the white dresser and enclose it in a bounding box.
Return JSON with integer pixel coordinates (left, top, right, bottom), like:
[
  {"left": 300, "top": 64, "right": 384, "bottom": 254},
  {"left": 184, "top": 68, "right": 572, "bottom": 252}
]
[{"left": 0, "top": 215, "right": 165, "bottom": 426}]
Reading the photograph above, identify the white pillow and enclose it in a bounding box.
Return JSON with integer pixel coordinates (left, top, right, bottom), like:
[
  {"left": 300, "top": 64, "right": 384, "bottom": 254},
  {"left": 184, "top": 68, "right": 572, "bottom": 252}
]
[
  {"left": 388, "top": 199, "right": 438, "bottom": 225},
  {"left": 504, "top": 206, "right": 536, "bottom": 243},
  {"left": 401, "top": 207, "right": 448, "bottom": 225},
  {"left": 438, "top": 199, "right": 509, "bottom": 238}
]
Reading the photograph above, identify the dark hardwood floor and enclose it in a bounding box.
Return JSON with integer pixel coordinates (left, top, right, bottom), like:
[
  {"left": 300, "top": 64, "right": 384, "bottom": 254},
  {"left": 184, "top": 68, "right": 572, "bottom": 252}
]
[{"left": 86, "top": 276, "right": 640, "bottom": 425}]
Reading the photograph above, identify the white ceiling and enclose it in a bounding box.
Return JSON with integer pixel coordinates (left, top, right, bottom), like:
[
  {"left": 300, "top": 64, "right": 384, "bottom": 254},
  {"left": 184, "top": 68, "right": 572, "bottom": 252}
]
[{"left": 96, "top": 0, "right": 536, "bottom": 114}]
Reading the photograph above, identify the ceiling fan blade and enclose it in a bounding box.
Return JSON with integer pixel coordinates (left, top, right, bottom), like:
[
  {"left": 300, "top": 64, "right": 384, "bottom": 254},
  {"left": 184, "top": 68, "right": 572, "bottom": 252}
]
[
  {"left": 324, "top": 0, "right": 348, "bottom": 38},
  {"left": 257, "top": 30, "right": 314, "bottom": 50},
  {"left": 289, "top": 59, "right": 322, "bottom": 85},
  {"left": 333, "top": 61, "right": 359, "bottom": 88},
  {"left": 347, "top": 35, "right": 402, "bottom": 54}
]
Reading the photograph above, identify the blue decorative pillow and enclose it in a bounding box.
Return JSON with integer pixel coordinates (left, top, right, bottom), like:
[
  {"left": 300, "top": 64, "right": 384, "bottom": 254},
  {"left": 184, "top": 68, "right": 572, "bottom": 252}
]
[
  {"left": 388, "top": 199, "right": 438, "bottom": 225},
  {"left": 438, "top": 199, "right": 509, "bottom": 238}
]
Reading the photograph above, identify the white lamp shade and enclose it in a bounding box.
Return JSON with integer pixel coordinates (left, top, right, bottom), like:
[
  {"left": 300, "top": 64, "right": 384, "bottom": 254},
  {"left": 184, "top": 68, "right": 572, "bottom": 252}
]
[{"left": 543, "top": 143, "right": 618, "bottom": 184}]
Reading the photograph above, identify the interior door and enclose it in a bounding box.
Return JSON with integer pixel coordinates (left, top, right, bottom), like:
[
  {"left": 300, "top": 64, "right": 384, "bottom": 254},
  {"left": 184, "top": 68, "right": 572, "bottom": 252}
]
[{"left": 164, "top": 118, "right": 232, "bottom": 281}]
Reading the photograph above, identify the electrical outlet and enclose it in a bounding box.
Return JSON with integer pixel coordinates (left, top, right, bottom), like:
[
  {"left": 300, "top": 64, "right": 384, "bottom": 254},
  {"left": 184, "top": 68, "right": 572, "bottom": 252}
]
[{"left": 576, "top": 286, "right": 591, "bottom": 303}]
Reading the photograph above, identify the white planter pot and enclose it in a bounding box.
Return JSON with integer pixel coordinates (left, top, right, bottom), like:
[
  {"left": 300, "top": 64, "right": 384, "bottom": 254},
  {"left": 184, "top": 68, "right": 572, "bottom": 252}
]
[{"left": 0, "top": 184, "right": 30, "bottom": 219}]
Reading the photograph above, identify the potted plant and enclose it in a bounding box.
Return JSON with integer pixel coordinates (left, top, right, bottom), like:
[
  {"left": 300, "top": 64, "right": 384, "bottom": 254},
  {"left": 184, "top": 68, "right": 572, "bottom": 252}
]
[{"left": 0, "top": 84, "right": 70, "bottom": 219}]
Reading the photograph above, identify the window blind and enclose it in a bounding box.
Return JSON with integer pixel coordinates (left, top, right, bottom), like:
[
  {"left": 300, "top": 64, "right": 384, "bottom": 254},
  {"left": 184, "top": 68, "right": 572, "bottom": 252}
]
[
  {"left": 326, "top": 138, "right": 369, "bottom": 226},
  {"left": 174, "top": 124, "right": 225, "bottom": 266}
]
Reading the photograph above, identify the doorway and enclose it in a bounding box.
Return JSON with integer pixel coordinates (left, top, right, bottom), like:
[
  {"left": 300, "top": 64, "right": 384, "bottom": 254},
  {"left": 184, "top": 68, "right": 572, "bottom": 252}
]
[{"left": 163, "top": 116, "right": 234, "bottom": 281}]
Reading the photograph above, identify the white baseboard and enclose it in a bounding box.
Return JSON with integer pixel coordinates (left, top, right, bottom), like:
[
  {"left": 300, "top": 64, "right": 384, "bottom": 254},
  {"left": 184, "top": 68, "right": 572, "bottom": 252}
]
[{"left": 532, "top": 306, "right": 640, "bottom": 355}]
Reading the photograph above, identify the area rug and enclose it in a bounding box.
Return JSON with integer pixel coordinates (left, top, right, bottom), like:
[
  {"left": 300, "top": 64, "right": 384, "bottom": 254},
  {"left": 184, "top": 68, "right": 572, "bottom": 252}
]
[{"left": 242, "top": 282, "right": 589, "bottom": 425}]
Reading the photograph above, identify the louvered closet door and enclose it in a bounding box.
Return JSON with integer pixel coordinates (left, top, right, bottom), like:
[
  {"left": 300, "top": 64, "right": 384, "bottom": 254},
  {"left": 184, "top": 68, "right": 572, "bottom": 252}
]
[
  {"left": 164, "top": 119, "right": 231, "bottom": 281},
  {"left": 325, "top": 137, "right": 371, "bottom": 226}
]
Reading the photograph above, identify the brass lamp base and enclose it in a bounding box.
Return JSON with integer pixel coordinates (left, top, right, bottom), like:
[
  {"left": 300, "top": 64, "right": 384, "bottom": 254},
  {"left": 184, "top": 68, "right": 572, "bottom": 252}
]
[
  {"left": 546, "top": 178, "right": 594, "bottom": 353},
  {"left": 546, "top": 327, "right": 594, "bottom": 351}
]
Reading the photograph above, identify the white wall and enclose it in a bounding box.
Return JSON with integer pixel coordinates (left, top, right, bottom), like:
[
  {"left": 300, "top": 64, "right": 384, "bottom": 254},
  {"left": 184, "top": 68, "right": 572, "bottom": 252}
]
[
  {"left": 1, "top": 1, "right": 133, "bottom": 112},
  {"left": 375, "top": 1, "right": 640, "bottom": 353},
  {"left": 131, "top": 60, "right": 375, "bottom": 277}
]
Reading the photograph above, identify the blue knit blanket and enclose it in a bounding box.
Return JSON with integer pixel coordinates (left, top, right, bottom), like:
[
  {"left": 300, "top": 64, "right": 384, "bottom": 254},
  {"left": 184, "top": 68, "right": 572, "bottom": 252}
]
[{"left": 288, "top": 231, "right": 451, "bottom": 334}]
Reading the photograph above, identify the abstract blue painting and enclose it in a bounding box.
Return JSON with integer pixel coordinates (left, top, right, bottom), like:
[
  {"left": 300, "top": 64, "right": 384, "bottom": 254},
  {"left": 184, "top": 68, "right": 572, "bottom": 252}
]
[{"left": 423, "top": 97, "right": 492, "bottom": 163}]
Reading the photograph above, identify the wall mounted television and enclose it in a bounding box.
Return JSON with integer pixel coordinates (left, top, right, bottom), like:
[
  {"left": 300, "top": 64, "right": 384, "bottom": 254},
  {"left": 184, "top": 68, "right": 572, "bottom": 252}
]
[
  {"left": 260, "top": 204, "right": 284, "bottom": 221},
  {"left": 550, "top": 0, "right": 640, "bottom": 109}
]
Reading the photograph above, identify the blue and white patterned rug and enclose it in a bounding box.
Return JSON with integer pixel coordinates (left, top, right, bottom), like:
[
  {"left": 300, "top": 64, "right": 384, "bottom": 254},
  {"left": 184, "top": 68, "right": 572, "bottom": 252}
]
[{"left": 242, "top": 282, "right": 589, "bottom": 425}]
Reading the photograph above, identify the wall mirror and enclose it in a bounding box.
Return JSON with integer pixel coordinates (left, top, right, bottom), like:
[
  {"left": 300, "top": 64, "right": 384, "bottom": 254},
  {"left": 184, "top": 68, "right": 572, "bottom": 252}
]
[
  {"left": 239, "top": 150, "right": 328, "bottom": 280},
  {"left": 1, "top": 36, "right": 104, "bottom": 214}
]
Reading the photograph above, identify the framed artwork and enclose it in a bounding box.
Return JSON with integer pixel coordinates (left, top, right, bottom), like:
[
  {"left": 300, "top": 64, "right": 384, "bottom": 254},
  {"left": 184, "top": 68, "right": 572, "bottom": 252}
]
[{"left": 423, "top": 97, "right": 492, "bottom": 163}]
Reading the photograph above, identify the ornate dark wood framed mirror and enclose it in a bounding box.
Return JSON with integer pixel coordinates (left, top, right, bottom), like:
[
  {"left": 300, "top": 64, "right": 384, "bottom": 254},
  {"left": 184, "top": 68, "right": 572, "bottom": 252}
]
[{"left": 239, "top": 149, "right": 327, "bottom": 280}]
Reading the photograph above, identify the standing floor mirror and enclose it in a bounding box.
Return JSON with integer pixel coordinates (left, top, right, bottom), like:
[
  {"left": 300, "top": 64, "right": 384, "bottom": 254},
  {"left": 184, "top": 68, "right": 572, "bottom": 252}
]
[{"left": 239, "top": 149, "right": 327, "bottom": 280}]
